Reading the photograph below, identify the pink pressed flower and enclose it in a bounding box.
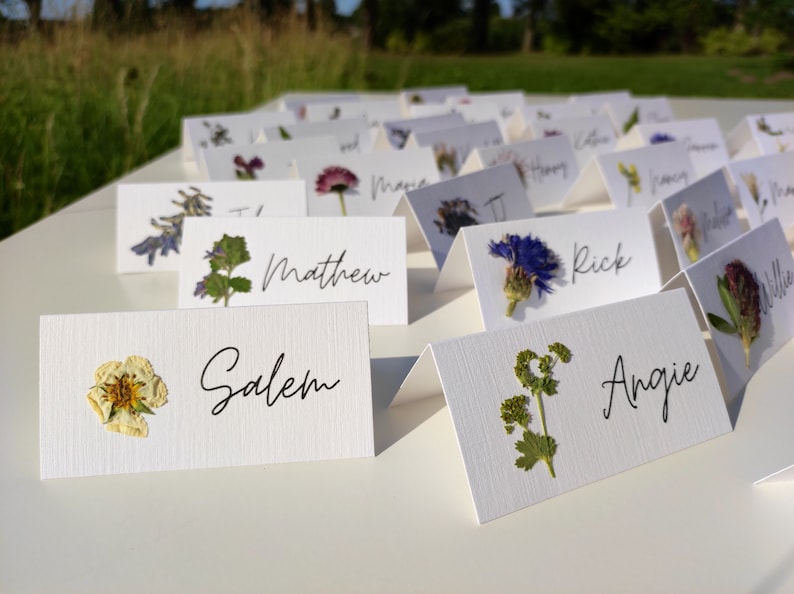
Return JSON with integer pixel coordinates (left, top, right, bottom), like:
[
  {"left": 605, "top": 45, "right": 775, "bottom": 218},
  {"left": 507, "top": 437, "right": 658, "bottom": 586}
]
[
  {"left": 315, "top": 166, "right": 359, "bottom": 195},
  {"left": 672, "top": 203, "right": 701, "bottom": 262}
]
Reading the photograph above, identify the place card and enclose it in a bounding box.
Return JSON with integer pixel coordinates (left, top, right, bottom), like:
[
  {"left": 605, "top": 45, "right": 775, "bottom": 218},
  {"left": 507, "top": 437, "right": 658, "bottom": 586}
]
[
  {"left": 303, "top": 98, "right": 403, "bottom": 130},
  {"left": 396, "top": 164, "right": 533, "bottom": 268},
  {"left": 277, "top": 92, "right": 361, "bottom": 119},
  {"left": 117, "top": 180, "right": 307, "bottom": 273},
  {"left": 411, "top": 102, "right": 509, "bottom": 139},
  {"left": 726, "top": 112, "right": 794, "bottom": 157},
  {"left": 506, "top": 102, "right": 593, "bottom": 141},
  {"left": 405, "top": 121, "right": 505, "bottom": 180},
  {"left": 199, "top": 136, "right": 340, "bottom": 181},
  {"left": 435, "top": 209, "right": 660, "bottom": 331},
  {"left": 445, "top": 90, "right": 525, "bottom": 119},
  {"left": 182, "top": 111, "right": 296, "bottom": 162},
  {"left": 39, "top": 301, "right": 374, "bottom": 479},
  {"left": 374, "top": 113, "right": 466, "bottom": 150},
  {"left": 459, "top": 135, "right": 579, "bottom": 212},
  {"left": 179, "top": 217, "right": 407, "bottom": 325},
  {"left": 391, "top": 289, "right": 731, "bottom": 523},
  {"left": 602, "top": 97, "right": 675, "bottom": 136},
  {"left": 650, "top": 170, "right": 744, "bottom": 282},
  {"left": 569, "top": 90, "right": 631, "bottom": 111},
  {"left": 527, "top": 114, "right": 617, "bottom": 170},
  {"left": 561, "top": 141, "right": 695, "bottom": 210},
  {"left": 398, "top": 85, "right": 469, "bottom": 113},
  {"left": 261, "top": 117, "right": 372, "bottom": 154},
  {"left": 294, "top": 147, "right": 440, "bottom": 217},
  {"left": 617, "top": 119, "right": 729, "bottom": 178},
  {"left": 663, "top": 219, "right": 794, "bottom": 401},
  {"left": 724, "top": 151, "right": 794, "bottom": 234}
]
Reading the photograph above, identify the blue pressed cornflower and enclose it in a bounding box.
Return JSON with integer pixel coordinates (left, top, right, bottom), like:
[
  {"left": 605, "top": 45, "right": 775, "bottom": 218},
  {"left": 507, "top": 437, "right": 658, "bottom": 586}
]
[
  {"left": 488, "top": 233, "right": 560, "bottom": 318},
  {"left": 131, "top": 236, "right": 163, "bottom": 266},
  {"left": 649, "top": 132, "right": 675, "bottom": 144}
]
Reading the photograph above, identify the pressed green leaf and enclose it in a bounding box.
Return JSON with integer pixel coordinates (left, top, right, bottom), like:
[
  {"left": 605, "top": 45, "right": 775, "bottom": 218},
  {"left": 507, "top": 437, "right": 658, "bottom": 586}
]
[
  {"left": 622, "top": 107, "right": 639, "bottom": 133},
  {"left": 204, "top": 271, "right": 228, "bottom": 299},
  {"left": 105, "top": 407, "right": 121, "bottom": 424},
  {"left": 279, "top": 126, "right": 292, "bottom": 140},
  {"left": 229, "top": 276, "right": 252, "bottom": 294},
  {"left": 514, "top": 429, "right": 546, "bottom": 471},
  {"left": 132, "top": 399, "right": 155, "bottom": 415},
  {"left": 717, "top": 274, "right": 741, "bottom": 328},
  {"left": 707, "top": 313, "right": 737, "bottom": 335}
]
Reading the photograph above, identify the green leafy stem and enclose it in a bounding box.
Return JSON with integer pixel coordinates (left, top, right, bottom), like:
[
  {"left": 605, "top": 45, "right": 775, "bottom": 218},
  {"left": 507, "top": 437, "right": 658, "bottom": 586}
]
[
  {"left": 201, "top": 234, "right": 252, "bottom": 307},
  {"left": 500, "top": 342, "right": 572, "bottom": 478}
]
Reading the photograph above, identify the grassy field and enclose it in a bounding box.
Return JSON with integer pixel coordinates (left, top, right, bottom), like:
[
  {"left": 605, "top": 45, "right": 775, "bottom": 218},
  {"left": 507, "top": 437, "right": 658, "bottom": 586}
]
[{"left": 2, "top": 16, "right": 794, "bottom": 240}]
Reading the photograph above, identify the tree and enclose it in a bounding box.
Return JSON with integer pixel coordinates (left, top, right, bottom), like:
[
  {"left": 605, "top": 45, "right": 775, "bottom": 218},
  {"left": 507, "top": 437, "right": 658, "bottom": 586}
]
[
  {"left": 514, "top": 0, "right": 546, "bottom": 52},
  {"left": 470, "top": 0, "right": 490, "bottom": 51}
]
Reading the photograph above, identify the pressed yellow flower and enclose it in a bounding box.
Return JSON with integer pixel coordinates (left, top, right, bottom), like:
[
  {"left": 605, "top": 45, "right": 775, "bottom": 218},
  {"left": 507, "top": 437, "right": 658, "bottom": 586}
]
[{"left": 87, "top": 355, "right": 168, "bottom": 438}]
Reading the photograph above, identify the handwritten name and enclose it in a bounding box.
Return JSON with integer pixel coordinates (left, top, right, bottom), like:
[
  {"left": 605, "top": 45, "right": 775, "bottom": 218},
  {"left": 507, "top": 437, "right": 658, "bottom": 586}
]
[
  {"left": 201, "top": 348, "right": 341, "bottom": 415},
  {"left": 262, "top": 249, "right": 390, "bottom": 292},
  {"left": 758, "top": 257, "right": 794, "bottom": 315},
  {"left": 683, "top": 136, "right": 719, "bottom": 153},
  {"left": 340, "top": 133, "right": 360, "bottom": 153},
  {"left": 371, "top": 175, "right": 430, "bottom": 201},
  {"left": 699, "top": 200, "right": 733, "bottom": 243},
  {"left": 573, "top": 128, "right": 612, "bottom": 150},
  {"left": 601, "top": 355, "right": 699, "bottom": 423},
  {"left": 769, "top": 181, "right": 794, "bottom": 206},
  {"left": 228, "top": 204, "right": 265, "bottom": 217},
  {"left": 527, "top": 157, "right": 569, "bottom": 184},
  {"left": 650, "top": 169, "right": 689, "bottom": 196},
  {"left": 572, "top": 242, "right": 632, "bottom": 284}
]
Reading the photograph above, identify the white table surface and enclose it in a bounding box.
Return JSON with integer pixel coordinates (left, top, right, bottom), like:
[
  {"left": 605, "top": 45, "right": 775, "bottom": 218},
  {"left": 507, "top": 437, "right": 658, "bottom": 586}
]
[{"left": 2, "top": 95, "right": 794, "bottom": 593}]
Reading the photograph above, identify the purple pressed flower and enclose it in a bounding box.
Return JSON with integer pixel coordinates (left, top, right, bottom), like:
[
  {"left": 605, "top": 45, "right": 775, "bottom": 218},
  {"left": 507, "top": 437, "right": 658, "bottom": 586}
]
[
  {"left": 234, "top": 155, "right": 265, "bottom": 180},
  {"left": 543, "top": 129, "right": 562, "bottom": 137},
  {"left": 315, "top": 166, "right": 359, "bottom": 216},
  {"left": 131, "top": 236, "right": 163, "bottom": 266},
  {"left": 488, "top": 233, "right": 560, "bottom": 317},
  {"left": 204, "top": 245, "right": 225, "bottom": 260},
  {"left": 650, "top": 132, "right": 675, "bottom": 144},
  {"left": 194, "top": 275, "right": 210, "bottom": 298}
]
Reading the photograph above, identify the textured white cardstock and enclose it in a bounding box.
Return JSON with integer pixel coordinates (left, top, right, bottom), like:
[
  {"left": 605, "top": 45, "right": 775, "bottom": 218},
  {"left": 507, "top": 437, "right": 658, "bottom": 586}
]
[
  {"left": 277, "top": 92, "right": 361, "bottom": 119},
  {"left": 406, "top": 121, "right": 505, "bottom": 180},
  {"left": 392, "top": 289, "right": 731, "bottom": 523},
  {"left": 725, "top": 151, "right": 794, "bottom": 233},
  {"left": 262, "top": 117, "right": 372, "bottom": 154},
  {"left": 398, "top": 164, "right": 533, "bottom": 268},
  {"left": 118, "top": 180, "right": 307, "bottom": 274},
  {"left": 179, "top": 216, "right": 407, "bottom": 325},
  {"left": 602, "top": 97, "right": 675, "bottom": 136},
  {"left": 446, "top": 91, "right": 525, "bottom": 119},
  {"left": 726, "top": 112, "right": 794, "bottom": 157},
  {"left": 568, "top": 90, "right": 631, "bottom": 111},
  {"left": 303, "top": 98, "right": 403, "bottom": 130},
  {"left": 294, "top": 147, "right": 440, "bottom": 217},
  {"left": 375, "top": 113, "right": 466, "bottom": 151},
  {"left": 617, "top": 119, "right": 730, "bottom": 178},
  {"left": 652, "top": 170, "right": 744, "bottom": 279},
  {"left": 562, "top": 141, "right": 695, "bottom": 210},
  {"left": 436, "top": 209, "right": 660, "bottom": 331},
  {"left": 199, "top": 136, "right": 340, "bottom": 181},
  {"left": 398, "top": 85, "right": 469, "bottom": 114},
  {"left": 664, "top": 219, "right": 794, "bottom": 400},
  {"left": 39, "top": 301, "right": 374, "bottom": 479},
  {"left": 527, "top": 114, "right": 617, "bottom": 171},
  {"left": 459, "top": 135, "right": 579, "bottom": 212},
  {"left": 182, "top": 111, "right": 296, "bottom": 162},
  {"left": 506, "top": 102, "right": 594, "bottom": 141}
]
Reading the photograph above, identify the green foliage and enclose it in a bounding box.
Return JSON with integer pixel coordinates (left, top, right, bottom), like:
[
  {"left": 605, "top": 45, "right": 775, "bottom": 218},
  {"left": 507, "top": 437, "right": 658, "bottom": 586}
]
[
  {"left": 385, "top": 30, "right": 410, "bottom": 54},
  {"left": 514, "top": 429, "right": 557, "bottom": 472},
  {"left": 702, "top": 27, "right": 787, "bottom": 56},
  {"left": 201, "top": 234, "right": 252, "bottom": 307}
]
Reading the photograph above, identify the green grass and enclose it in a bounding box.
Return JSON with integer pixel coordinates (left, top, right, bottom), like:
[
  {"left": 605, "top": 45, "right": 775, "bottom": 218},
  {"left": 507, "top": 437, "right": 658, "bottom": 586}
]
[{"left": 2, "top": 19, "right": 794, "bottom": 241}]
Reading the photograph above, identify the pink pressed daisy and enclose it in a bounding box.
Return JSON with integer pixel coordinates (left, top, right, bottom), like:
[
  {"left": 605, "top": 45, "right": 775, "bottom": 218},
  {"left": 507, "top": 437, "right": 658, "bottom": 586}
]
[{"left": 315, "top": 166, "right": 359, "bottom": 216}]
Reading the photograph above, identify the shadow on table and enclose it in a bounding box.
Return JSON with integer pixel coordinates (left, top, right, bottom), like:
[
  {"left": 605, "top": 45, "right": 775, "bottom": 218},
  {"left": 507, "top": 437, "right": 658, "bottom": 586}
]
[
  {"left": 370, "top": 356, "right": 445, "bottom": 456},
  {"left": 750, "top": 545, "right": 794, "bottom": 594}
]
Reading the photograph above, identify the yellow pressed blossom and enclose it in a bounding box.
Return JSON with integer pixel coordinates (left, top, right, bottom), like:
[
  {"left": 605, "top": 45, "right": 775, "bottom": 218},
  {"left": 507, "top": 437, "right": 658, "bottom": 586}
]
[
  {"left": 617, "top": 161, "right": 641, "bottom": 206},
  {"left": 86, "top": 355, "right": 168, "bottom": 438}
]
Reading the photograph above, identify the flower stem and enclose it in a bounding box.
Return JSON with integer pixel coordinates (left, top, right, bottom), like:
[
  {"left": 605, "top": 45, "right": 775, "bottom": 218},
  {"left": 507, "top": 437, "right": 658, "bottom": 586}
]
[
  {"left": 545, "top": 458, "right": 556, "bottom": 478},
  {"left": 534, "top": 390, "right": 549, "bottom": 438},
  {"left": 742, "top": 335, "right": 752, "bottom": 368},
  {"left": 506, "top": 299, "right": 518, "bottom": 317},
  {"left": 337, "top": 191, "right": 347, "bottom": 216}
]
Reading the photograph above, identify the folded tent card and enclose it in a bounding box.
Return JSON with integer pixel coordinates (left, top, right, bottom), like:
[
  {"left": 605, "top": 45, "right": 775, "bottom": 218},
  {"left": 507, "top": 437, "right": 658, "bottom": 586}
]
[
  {"left": 444, "top": 90, "right": 526, "bottom": 120},
  {"left": 506, "top": 101, "right": 594, "bottom": 142},
  {"left": 277, "top": 92, "right": 361, "bottom": 119},
  {"left": 561, "top": 140, "right": 696, "bottom": 210},
  {"left": 726, "top": 112, "right": 794, "bottom": 158},
  {"left": 409, "top": 101, "right": 509, "bottom": 140},
  {"left": 568, "top": 90, "right": 632, "bottom": 111},
  {"left": 458, "top": 134, "right": 580, "bottom": 213},
  {"left": 391, "top": 289, "right": 731, "bottom": 524},
  {"left": 117, "top": 180, "right": 307, "bottom": 273},
  {"left": 435, "top": 209, "right": 661, "bottom": 331},
  {"left": 302, "top": 97, "right": 403, "bottom": 130},
  {"left": 398, "top": 85, "right": 469, "bottom": 114},
  {"left": 395, "top": 163, "right": 533, "bottom": 267},
  {"left": 663, "top": 218, "right": 794, "bottom": 402},
  {"left": 616, "top": 118, "right": 730, "bottom": 178},
  {"left": 601, "top": 97, "right": 675, "bottom": 136},
  {"left": 182, "top": 110, "right": 297, "bottom": 162},
  {"left": 40, "top": 301, "right": 374, "bottom": 479},
  {"left": 179, "top": 216, "right": 407, "bottom": 325},
  {"left": 374, "top": 112, "right": 466, "bottom": 151},
  {"left": 261, "top": 116, "right": 373, "bottom": 154},
  {"left": 526, "top": 114, "right": 617, "bottom": 171}
]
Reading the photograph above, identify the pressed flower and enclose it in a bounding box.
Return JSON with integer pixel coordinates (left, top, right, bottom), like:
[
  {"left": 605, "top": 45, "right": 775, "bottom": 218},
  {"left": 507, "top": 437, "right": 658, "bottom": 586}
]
[
  {"left": 315, "top": 166, "right": 359, "bottom": 216},
  {"left": 488, "top": 233, "right": 560, "bottom": 318},
  {"left": 174, "top": 187, "right": 213, "bottom": 216},
  {"left": 234, "top": 155, "right": 265, "bottom": 180},
  {"left": 650, "top": 132, "right": 675, "bottom": 144},
  {"left": 433, "top": 198, "right": 480, "bottom": 237},
  {"left": 543, "top": 129, "right": 562, "bottom": 137},
  {"left": 198, "top": 234, "right": 252, "bottom": 306},
  {"left": 740, "top": 172, "right": 767, "bottom": 221},
  {"left": 433, "top": 143, "right": 458, "bottom": 177},
  {"left": 707, "top": 259, "right": 762, "bottom": 368},
  {"left": 672, "top": 203, "right": 701, "bottom": 263},
  {"left": 487, "top": 150, "right": 528, "bottom": 186},
  {"left": 756, "top": 116, "right": 782, "bottom": 136},
  {"left": 618, "top": 161, "right": 641, "bottom": 206},
  {"left": 86, "top": 355, "right": 168, "bottom": 438}
]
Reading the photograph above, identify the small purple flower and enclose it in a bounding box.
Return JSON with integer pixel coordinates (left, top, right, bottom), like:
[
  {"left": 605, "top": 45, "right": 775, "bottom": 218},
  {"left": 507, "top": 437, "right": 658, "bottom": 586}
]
[
  {"left": 194, "top": 275, "right": 210, "bottom": 298},
  {"left": 204, "top": 245, "right": 225, "bottom": 260},
  {"left": 234, "top": 155, "right": 265, "bottom": 180},
  {"left": 650, "top": 132, "right": 675, "bottom": 144},
  {"left": 131, "top": 236, "right": 163, "bottom": 266},
  {"left": 543, "top": 129, "right": 562, "bottom": 137}
]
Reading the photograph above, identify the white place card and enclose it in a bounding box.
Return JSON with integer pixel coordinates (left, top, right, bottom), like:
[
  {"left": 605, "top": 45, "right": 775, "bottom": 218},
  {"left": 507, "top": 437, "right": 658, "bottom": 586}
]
[
  {"left": 199, "top": 136, "right": 340, "bottom": 181},
  {"left": 375, "top": 113, "right": 466, "bottom": 150},
  {"left": 602, "top": 97, "right": 675, "bottom": 136},
  {"left": 277, "top": 92, "right": 361, "bottom": 119},
  {"left": 294, "top": 147, "right": 440, "bottom": 217},
  {"left": 391, "top": 289, "right": 731, "bottom": 523},
  {"left": 562, "top": 141, "right": 695, "bottom": 210},
  {"left": 407, "top": 104, "right": 453, "bottom": 119},
  {"left": 397, "top": 164, "right": 533, "bottom": 268},
  {"left": 446, "top": 91, "right": 525, "bottom": 119},
  {"left": 459, "top": 135, "right": 579, "bottom": 212},
  {"left": 398, "top": 85, "right": 469, "bottom": 113},
  {"left": 724, "top": 151, "right": 794, "bottom": 233},
  {"left": 436, "top": 209, "right": 660, "bottom": 331},
  {"left": 726, "top": 112, "right": 794, "bottom": 157},
  {"left": 507, "top": 102, "right": 593, "bottom": 141},
  {"left": 118, "top": 180, "right": 307, "bottom": 273},
  {"left": 182, "top": 111, "right": 296, "bottom": 162},
  {"left": 617, "top": 119, "right": 729, "bottom": 178},
  {"left": 406, "top": 121, "right": 504, "bottom": 180},
  {"left": 569, "top": 90, "right": 631, "bottom": 111},
  {"left": 179, "top": 217, "right": 407, "bottom": 325},
  {"left": 663, "top": 219, "right": 794, "bottom": 400},
  {"left": 651, "top": 170, "right": 744, "bottom": 281},
  {"left": 527, "top": 113, "right": 617, "bottom": 171},
  {"left": 40, "top": 301, "right": 374, "bottom": 479},
  {"left": 262, "top": 117, "right": 372, "bottom": 154},
  {"left": 303, "top": 98, "right": 403, "bottom": 130}
]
